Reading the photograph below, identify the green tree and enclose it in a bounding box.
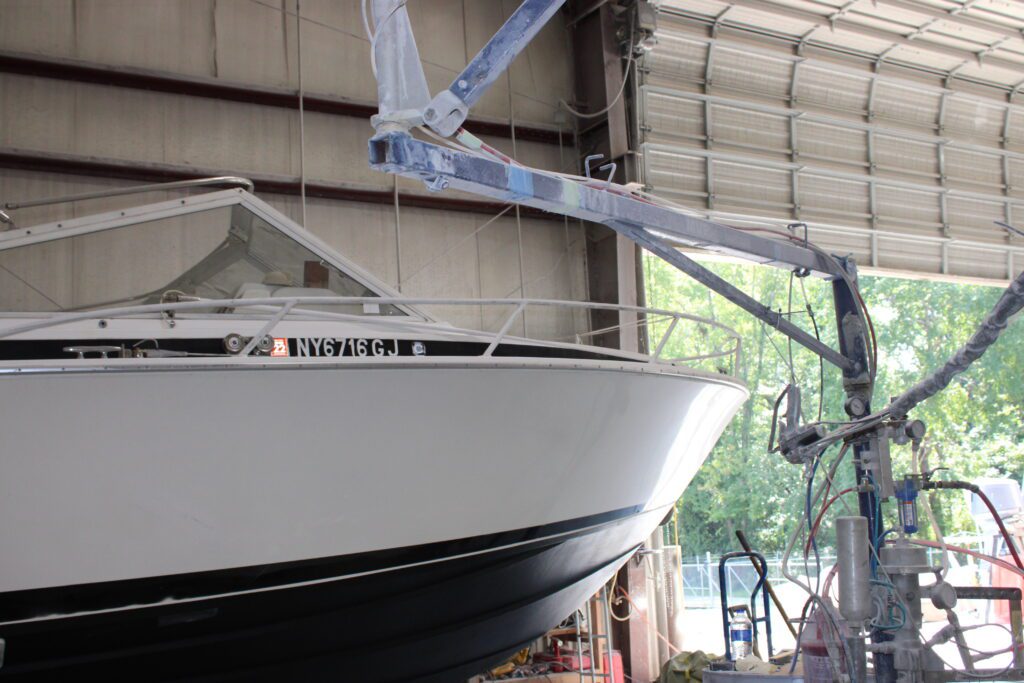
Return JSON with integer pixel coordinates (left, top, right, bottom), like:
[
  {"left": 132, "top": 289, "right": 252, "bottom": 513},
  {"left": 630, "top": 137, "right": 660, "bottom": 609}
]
[{"left": 644, "top": 255, "right": 1024, "bottom": 556}]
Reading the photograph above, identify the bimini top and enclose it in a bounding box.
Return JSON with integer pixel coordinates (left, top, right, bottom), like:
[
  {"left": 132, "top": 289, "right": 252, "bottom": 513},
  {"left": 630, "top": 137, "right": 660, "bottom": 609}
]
[{"left": 0, "top": 186, "right": 426, "bottom": 319}]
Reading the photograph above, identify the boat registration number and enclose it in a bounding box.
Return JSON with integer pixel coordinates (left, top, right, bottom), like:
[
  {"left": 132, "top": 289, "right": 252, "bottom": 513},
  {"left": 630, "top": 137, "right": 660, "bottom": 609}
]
[{"left": 292, "top": 337, "right": 400, "bottom": 357}]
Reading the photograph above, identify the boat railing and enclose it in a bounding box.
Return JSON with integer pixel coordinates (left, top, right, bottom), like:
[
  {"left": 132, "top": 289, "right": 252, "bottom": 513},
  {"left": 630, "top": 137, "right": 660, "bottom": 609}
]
[
  {"left": 0, "top": 296, "right": 742, "bottom": 374},
  {"left": 4, "top": 177, "right": 256, "bottom": 213}
]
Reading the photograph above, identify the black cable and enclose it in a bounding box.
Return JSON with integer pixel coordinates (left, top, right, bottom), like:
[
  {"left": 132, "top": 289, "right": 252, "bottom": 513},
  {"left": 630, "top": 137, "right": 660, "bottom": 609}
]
[
  {"left": 767, "top": 384, "right": 790, "bottom": 453},
  {"left": 798, "top": 276, "right": 825, "bottom": 422},
  {"left": 787, "top": 271, "right": 796, "bottom": 387}
]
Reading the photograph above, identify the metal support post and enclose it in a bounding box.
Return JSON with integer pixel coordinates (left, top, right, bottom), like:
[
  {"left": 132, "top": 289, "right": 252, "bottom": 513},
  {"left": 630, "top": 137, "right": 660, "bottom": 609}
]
[
  {"left": 830, "top": 257, "right": 884, "bottom": 680},
  {"left": 791, "top": 168, "right": 801, "bottom": 220},
  {"left": 601, "top": 585, "right": 618, "bottom": 682},
  {"left": 867, "top": 130, "right": 876, "bottom": 174},
  {"left": 937, "top": 92, "right": 949, "bottom": 134},
  {"left": 789, "top": 114, "right": 799, "bottom": 162},
  {"left": 706, "top": 156, "right": 715, "bottom": 210},
  {"left": 704, "top": 99, "right": 713, "bottom": 149},
  {"left": 789, "top": 59, "right": 803, "bottom": 107},
  {"left": 1003, "top": 103, "right": 1014, "bottom": 150},
  {"left": 704, "top": 43, "right": 715, "bottom": 92}
]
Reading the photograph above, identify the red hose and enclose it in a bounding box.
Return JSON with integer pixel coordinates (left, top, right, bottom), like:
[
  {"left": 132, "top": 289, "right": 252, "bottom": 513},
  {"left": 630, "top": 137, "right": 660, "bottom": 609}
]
[
  {"left": 905, "top": 538, "right": 1024, "bottom": 579},
  {"left": 805, "top": 488, "right": 857, "bottom": 554},
  {"left": 976, "top": 487, "right": 1024, "bottom": 570},
  {"left": 926, "top": 481, "right": 1024, "bottom": 571}
]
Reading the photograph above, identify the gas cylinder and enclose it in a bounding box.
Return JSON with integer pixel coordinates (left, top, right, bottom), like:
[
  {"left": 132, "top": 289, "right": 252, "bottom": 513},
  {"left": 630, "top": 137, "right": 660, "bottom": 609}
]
[{"left": 802, "top": 609, "right": 833, "bottom": 683}]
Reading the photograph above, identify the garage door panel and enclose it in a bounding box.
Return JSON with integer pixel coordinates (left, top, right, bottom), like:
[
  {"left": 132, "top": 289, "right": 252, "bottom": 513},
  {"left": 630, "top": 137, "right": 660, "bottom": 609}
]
[
  {"left": 644, "top": 149, "right": 709, "bottom": 200},
  {"left": 711, "top": 160, "right": 792, "bottom": 214},
  {"left": 948, "top": 245, "right": 1012, "bottom": 280},
  {"left": 873, "top": 135, "right": 939, "bottom": 180},
  {"left": 637, "top": 10, "right": 1024, "bottom": 281},
  {"left": 876, "top": 236, "right": 942, "bottom": 274},
  {"left": 710, "top": 104, "right": 789, "bottom": 156},
  {"left": 873, "top": 82, "right": 941, "bottom": 132},
  {"left": 711, "top": 47, "right": 793, "bottom": 100},
  {"left": 796, "top": 65, "right": 872, "bottom": 116},
  {"left": 946, "top": 197, "right": 1010, "bottom": 244},
  {"left": 642, "top": 91, "right": 706, "bottom": 144},
  {"left": 645, "top": 33, "right": 709, "bottom": 87},
  {"left": 798, "top": 120, "right": 867, "bottom": 168},
  {"left": 798, "top": 175, "right": 871, "bottom": 227},
  {"left": 875, "top": 186, "right": 942, "bottom": 234},
  {"left": 817, "top": 228, "right": 872, "bottom": 264},
  {"left": 944, "top": 148, "right": 1005, "bottom": 192},
  {"left": 944, "top": 97, "right": 1008, "bottom": 145}
]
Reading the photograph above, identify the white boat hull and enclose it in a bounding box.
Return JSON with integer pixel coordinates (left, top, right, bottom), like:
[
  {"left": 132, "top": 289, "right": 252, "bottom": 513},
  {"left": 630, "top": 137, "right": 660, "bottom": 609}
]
[
  {"left": 0, "top": 184, "right": 749, "bottom": 680},
  {"left": 0, "top": 357, "right": 746, "bottom": 680}
]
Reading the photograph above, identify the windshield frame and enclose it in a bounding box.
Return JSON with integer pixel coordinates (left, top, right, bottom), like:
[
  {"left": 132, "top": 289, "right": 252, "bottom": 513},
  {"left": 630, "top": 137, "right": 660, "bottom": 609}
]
[{"left": 0, "top": 189, "right": 431, "bottom": 320}]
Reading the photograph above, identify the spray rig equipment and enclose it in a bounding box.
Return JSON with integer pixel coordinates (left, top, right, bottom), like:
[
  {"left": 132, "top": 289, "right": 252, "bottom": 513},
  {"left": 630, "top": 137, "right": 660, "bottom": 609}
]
[{"left": 362, "top": 1, "right": 1024, "bottom": 680}]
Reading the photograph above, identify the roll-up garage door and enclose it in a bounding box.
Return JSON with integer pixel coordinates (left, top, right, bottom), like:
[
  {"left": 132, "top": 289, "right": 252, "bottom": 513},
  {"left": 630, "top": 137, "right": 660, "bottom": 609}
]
[{"left": 636, "top": 0, "right": 1024, "bottom": 282}]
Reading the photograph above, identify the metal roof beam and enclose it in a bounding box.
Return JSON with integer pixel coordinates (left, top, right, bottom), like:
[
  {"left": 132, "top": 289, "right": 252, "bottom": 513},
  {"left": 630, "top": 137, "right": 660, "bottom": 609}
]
[{"left": 0, "top": 50, "right": 572, "bottom": 147}]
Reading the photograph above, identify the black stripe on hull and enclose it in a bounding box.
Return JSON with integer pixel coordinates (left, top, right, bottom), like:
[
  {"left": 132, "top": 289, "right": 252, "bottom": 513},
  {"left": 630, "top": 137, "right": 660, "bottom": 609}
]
[
  {"left": 0, "top": 338, "right": 633, "bottom": 363},
  {"left": 0, "top": 505, "right": 643, "bottom": 622},
  {"left": 0, "top": 507, "right": 662, "bottom": 682}
]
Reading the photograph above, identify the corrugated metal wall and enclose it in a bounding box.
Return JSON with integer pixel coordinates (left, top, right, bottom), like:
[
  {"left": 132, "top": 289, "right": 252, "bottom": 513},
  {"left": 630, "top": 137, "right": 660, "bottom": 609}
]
[
  {"left": 636, "top": 9, "right": 1024, "bottom": 283},
  {"left": 0, "top": 0, "right": 588, "bottom": 338}
]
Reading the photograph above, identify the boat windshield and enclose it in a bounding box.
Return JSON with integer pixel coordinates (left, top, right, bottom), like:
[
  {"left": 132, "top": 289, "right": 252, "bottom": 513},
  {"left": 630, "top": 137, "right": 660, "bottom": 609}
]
[{"left": 0, "top": 204, "right": 405, "bottom": 316}]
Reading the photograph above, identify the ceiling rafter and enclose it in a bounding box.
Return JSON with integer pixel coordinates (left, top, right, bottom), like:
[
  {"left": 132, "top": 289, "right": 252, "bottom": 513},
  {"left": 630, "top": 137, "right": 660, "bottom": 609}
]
[
  {"left": 948, "top": 0, "right": 1024, "bottom": 28},
  {"left": 950, "top": 0, "right": 983, "bottom": 14},
  {"left": 665, "top": 0, "right": 1024, "bottom": 80},
  {"left": 793, "top": 0, "right": 1024, "bottom": 56},
  {"left": 796, "top": 25, "right": 820, "bottom": 54},
  {"left": 711, "top": 5, "right": 735, "bottom": 38},
  {"left": 1010, "top": 76, "right": 1024, "bottom": 101},
  {"left": 976, "top": 36, "right": 1013, "bottom": 63},
  {"left": 905, "top": 17, "right": 942, "bottom": 40},
  {"left": 827, "top": 0, "right": 860, "bottom": 28},
  {"left": 658, "top": 5, "right": 1021, "bottom": 95},
  {"left": 874, "top": 42, "right": 901, "bottom": 71},
  {"left": 873, "top": 0, "right": 1024, "bottom": 43},
  {"left": 944, "top": 58, "right": 972, "bottom": 86}
]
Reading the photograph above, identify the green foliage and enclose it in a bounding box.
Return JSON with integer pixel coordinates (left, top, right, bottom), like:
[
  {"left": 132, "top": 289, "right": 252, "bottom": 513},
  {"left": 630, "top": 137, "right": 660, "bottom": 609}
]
[{"left": 644, "top": 254, "right": 1024, "bottom": 556}]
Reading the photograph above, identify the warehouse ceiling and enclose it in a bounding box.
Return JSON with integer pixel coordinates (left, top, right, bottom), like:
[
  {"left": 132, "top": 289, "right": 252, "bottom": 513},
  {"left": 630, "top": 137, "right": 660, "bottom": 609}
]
[{"left": 636, "top": 0, "right": 1024, "bottom": 282}]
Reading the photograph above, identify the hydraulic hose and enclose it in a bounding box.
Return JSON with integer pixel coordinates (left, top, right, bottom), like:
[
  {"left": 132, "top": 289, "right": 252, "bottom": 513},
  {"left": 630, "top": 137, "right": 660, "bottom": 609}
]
[
  {"left": 923, "top": 480, "right": 1024, "bottom": 571},
  {"left": 906, "top": 538, "right": 1024, "bottom": 579},
  {"left": 889, "top": 270, "right": 1024, "bottom": 418}
]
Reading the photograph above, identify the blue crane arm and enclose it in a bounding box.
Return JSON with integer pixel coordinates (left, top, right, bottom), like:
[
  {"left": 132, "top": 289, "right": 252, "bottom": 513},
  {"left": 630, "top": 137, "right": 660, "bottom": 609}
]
[
  {"left": 421, "top": 0, "right": 566, "bottom": 137},
  {"left": 369, "top": 130, "right": 857, "bottom": 372},
  {"left": 367, "top": 0, "right": 866, "bottom": 376}
]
